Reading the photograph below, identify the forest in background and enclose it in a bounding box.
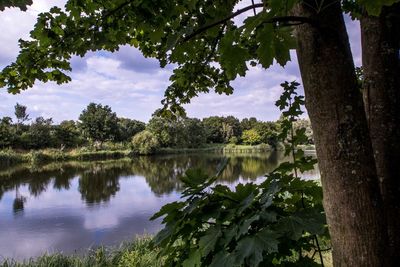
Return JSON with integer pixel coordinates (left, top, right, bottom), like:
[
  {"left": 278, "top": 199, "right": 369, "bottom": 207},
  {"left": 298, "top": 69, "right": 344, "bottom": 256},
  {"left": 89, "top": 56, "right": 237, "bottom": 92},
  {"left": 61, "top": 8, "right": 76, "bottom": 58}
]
[{"left": 0, "top": 102, "right": 313, "bottom": 153}]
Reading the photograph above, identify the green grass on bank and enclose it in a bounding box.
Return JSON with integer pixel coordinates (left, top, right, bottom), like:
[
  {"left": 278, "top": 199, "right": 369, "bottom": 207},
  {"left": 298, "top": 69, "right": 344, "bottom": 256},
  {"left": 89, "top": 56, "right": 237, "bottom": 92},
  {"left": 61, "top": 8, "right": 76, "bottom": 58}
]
[
  {"left": 0, "top": 236, "right": 164, "bottom": 267},
  {"left": 0, "top": 143, "right": 315, "bottom": 166},
  {"left": 0, "top": 149, "right": 131, "bottom": 166},
  {"left": 0, "top": 235, "right": 332, "bottom": 267}
]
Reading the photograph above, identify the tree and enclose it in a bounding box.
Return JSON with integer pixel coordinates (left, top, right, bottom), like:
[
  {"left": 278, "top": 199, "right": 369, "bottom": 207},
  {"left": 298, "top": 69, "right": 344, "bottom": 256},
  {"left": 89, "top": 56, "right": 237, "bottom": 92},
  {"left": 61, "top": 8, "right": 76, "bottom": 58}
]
[
  {"left": 1, "top": 0, "right": 399, "bottom": 265},
  {"left": 221, "top": 116, "right": 242, "bottom": 143},
  {"left": 181, "top": 118, "right": 206, "bottom": 148},
  {"left": 147, "top": 116, "right": 178, "bottom": 147},
  {"left": 254, "top": 121, "right": 279, "bottom": 147},
  {"left": 116, "top": 117, "right": 146, "bottom": 142},
  {"left": 240, "top": 117, "right": 258, "bottom": 131},
  {"left": 203, "top": 116, "right": 224, "bottom": 144},
  {"left": 54, "top": 120, "right": 82, "bottom": 148},
  {"left": 14, "top": 103, "right": 29, "bottom": 131},
  {"left": 242, "top": 129, "right": 262, "bottom": 145},
  {"left": 21, "top": 117, "right": 54, "bottom": 149},
  {"left": 131, "top": 130, "right": 160, "bottom": 155},
  {"left": 360, "top": 3, "right": 400, "bottom": 258},
  {"left": 78, "top": 103, "right": 119, "bottom": 147},
  {"left": 0, "top": 117, "right": 15, "bottom": 148}
]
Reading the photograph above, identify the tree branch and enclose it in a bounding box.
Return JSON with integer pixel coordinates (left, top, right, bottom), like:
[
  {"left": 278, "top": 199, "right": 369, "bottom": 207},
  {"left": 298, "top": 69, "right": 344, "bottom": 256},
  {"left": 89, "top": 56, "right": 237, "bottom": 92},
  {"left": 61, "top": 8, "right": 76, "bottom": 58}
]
[
  {"left": 183, "top": 3, "right": 315, "bottom": 42},
  {"left": 183, "top": 3, "right": 264, "bottom": 41}
]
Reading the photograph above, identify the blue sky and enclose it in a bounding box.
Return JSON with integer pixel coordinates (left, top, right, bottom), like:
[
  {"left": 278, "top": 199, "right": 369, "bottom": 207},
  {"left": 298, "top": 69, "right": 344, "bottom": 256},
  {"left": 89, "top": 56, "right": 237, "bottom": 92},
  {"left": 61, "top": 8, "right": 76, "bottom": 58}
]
[{"left": 0, "top": 1, "right": 362, "bottom": 123}]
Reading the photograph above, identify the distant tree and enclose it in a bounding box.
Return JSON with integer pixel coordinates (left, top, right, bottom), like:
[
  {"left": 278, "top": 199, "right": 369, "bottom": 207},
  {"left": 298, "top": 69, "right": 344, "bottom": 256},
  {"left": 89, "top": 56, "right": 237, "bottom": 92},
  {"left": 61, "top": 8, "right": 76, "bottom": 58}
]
[
  {"left": 147, "top": 116, "right": 180, "bottom": 147},
  {"left": 242, "top": 129, "right": 262, "bottom": 145},
  {"left": 203, "top": 116, "right": 241, "bottom": 144},
  {"left": 202, "top": 116, "right": 224, "bottom": 143},
  {"left": 116, "top": 117, "right": 146, "bottom": 142},
  {"left": 131, "top": 130, "right": 160, "bottom": 155},
  {"left": 182, "top": 118, "right": 206, "bottom": 148},
  {"left": 254, "top": 121, "right": 279, "bottom": 147},
  {"left": 54, "top": 120, "right": 82, "bottom": 148},
  {"left": 78, "top": 103, "right": 119, "bottom": 147},
  {"left": 221, "top": 116, "right": 242, "bottom": 143},
  {"left": 25, "top": 117, "right": 53, "bottom": 149},
  {"left": 0, "top": 117, "right": 15, "bottom": 148},
  {"left": 240, "top": 117, "right": 258, "bottom": 131},
  {"left": 14, "top": 103, "right": 29, "bottom": 131}
]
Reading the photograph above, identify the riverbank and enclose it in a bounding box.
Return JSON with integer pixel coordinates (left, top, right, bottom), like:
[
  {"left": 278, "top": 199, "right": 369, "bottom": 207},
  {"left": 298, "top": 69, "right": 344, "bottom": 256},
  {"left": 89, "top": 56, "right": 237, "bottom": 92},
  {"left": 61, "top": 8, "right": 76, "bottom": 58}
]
[
  {"left": 0, "top": 144, "right": 316, "bottom": 166},
  {"left": 0, "top": 149, "right": 131, "bottom": 166},
  {"left": 0, "top": 143, "right": 301, "bottom": 166},
  {"left": 0, "top": 236, "right": 164, "bottom": 267},
  {"left": 0, "top": 235, "right": 332, "bottom": 267}
]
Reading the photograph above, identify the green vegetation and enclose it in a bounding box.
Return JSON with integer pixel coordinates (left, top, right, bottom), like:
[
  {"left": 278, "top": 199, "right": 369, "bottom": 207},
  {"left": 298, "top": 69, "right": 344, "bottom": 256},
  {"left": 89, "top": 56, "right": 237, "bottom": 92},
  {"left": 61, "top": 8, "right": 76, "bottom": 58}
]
[
  {"left": 152, "top": 82, "right": 328, "bottom": 266},
  {"left": 0, "top": 103, "right": 313, "bottom": 157},
  {"left": 79, "top": 103, "right": 119, "bottom": 147},
  {"left": 0, "top": 236, "right": 164, "bottom": 267},
  {"left": 0, "top": 148, "right": 130, "bottom": 166},
  {"left": 131, "top": 130, "right": 160, "bottom": 155}
]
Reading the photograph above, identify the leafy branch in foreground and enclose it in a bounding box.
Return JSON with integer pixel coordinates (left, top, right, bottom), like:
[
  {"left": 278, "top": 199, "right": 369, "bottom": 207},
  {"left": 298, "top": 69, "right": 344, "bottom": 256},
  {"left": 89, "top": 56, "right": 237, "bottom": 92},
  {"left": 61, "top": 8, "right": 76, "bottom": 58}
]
[{"left": 151, "top": 81, "right": 329, "bottom": 267}]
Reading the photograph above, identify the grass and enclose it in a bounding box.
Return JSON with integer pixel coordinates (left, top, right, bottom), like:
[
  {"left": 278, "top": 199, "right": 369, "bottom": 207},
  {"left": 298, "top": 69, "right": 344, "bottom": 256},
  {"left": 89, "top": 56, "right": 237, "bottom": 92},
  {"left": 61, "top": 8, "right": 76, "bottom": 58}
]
[
  {"left": 0, "top": 236, "right": 332, "bottom": 267},
  {"left": 158, "top": 143, "right": 280, "bottom": 154},
  {"left": 0, "top": 148, "right": 131, "bottom": 166},
  {"left": 0, "top": 236, "right": 164, "bottom": 267}
]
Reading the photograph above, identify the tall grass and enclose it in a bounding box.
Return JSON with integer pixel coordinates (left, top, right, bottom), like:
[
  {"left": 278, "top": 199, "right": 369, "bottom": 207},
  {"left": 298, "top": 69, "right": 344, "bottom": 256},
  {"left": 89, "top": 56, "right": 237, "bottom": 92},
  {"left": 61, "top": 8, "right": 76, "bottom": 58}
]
[
  {"left": 222, "top": 143, "right": 273, "bottom": 153},
  {"left": 0, "top": 236, "right": 163, "bottom": 267},
  {"left": 0, "top": 148, "right": 132, "bottom": 166}
]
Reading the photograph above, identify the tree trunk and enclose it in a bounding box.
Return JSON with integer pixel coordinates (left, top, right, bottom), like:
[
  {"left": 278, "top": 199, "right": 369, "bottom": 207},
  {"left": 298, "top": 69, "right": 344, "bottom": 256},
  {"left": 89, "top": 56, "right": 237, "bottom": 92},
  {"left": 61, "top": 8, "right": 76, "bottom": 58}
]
[
  {"left": 293, "top": 1, "right": 387, "bottom": 266},
  {"left": 361, "top": 4, "right": 400, "bottom": 263}
]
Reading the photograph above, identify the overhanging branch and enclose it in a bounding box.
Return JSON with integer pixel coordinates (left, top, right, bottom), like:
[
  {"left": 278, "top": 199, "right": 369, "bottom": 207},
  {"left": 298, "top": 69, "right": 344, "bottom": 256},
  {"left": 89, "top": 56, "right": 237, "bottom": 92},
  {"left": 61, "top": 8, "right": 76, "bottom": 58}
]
[
  {"left": 183, "top": 3, "right": 265, "bottom": 41},
  {"left": 183, "top": 3, "right": 315, "bottom": 41}
]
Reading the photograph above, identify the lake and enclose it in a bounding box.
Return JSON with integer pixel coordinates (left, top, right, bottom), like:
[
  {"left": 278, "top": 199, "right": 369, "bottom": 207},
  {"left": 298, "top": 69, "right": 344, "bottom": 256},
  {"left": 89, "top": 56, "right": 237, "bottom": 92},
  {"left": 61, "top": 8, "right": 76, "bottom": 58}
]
[{"left": 0, "top": 151, "right": 319, "bottom": 260}]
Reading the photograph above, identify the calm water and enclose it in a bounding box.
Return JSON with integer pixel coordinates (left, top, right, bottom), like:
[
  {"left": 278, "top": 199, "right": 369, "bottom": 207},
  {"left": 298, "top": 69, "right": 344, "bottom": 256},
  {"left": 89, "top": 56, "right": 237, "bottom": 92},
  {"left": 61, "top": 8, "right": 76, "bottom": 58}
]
[{"left": 0, "top": 152, "right": 319, "bottom": 260}]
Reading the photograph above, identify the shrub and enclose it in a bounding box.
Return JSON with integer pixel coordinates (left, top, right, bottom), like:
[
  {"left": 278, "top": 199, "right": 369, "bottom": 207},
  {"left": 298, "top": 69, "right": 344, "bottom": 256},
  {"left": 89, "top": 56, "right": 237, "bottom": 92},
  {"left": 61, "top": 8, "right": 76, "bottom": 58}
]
[
  {"left": 131, "top": 131, "right": 160, "bottom": 155},
  {"left": 242, "top": 129, "right": 262, "bottom": 145}
]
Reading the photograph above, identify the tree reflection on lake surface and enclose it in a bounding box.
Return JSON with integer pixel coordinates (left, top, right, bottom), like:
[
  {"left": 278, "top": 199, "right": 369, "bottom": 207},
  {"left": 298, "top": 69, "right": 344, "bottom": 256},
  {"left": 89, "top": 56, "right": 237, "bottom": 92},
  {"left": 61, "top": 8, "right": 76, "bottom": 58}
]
[{"left": 0, "top": 152, "right": 318, "bottom": 260}]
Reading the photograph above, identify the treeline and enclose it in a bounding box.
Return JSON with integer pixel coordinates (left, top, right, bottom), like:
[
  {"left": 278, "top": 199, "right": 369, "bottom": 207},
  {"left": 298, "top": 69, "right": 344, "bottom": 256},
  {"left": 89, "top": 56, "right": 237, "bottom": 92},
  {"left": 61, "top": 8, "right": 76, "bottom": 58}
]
[{"left": 0, "top": 103, "right": 313, "bottom": 152}]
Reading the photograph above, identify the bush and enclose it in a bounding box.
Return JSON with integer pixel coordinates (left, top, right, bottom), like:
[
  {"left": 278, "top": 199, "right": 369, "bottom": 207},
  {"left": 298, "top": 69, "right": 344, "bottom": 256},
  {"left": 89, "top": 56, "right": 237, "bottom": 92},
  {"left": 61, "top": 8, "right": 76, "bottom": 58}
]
[
  {"left": 131, "top": 131, "right": 160, "bottom": 155},
  {"left": 242, "top": 129, "right": 262, "bottom": 145}
]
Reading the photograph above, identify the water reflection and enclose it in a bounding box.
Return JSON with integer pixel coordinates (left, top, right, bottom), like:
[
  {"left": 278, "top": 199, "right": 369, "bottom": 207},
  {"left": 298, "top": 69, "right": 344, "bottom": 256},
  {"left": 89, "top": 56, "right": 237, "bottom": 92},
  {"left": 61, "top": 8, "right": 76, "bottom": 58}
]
[
  {"left": 0, "top": 152, "right": 287, "bottom": 205},
  {"left": 0, "top": 152, "right": 319, "bottom": 260}
]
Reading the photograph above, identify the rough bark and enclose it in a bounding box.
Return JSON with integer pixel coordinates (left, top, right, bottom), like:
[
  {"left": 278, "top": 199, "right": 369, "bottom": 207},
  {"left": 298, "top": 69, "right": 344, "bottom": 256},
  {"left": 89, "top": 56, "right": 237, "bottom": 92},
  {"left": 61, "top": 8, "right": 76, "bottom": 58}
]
[
  {"left": 293, "top": 1, "right": 387, "bottom": 266},
  {"left": 361, "top": 4, "right": 400, "bottom": 263}
]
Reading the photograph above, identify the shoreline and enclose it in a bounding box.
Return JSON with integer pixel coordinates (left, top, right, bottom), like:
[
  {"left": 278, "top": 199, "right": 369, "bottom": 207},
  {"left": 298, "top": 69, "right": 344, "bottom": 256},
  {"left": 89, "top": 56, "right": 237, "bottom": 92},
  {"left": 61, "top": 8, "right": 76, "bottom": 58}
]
[{"left": 0, "top": 144, "right": 316, "bottom": 167}]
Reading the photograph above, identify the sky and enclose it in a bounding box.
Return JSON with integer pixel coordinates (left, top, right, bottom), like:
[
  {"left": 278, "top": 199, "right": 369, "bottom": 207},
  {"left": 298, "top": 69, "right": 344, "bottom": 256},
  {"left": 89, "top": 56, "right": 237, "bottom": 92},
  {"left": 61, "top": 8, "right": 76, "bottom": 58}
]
[{"left": 0, "top": 1, "right": 362, "bottom": 123}]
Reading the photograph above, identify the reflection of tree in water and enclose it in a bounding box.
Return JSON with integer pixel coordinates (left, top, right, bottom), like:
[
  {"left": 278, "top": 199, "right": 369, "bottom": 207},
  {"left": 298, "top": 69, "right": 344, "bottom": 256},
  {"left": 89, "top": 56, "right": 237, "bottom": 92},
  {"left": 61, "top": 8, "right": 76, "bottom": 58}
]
[
  {"left": 13, "top": 185, "right": 26, "bottom": 215},
  {"left": 53, "top": 167, "right": 77, "bottom": 190},
  {"left": 131, "top": 152, "right": 284, "bottom": 194},
  {"left": 0, "top": 152, "right": 289, "bottom": 210},
  {"left": 129, "top": 156, "right": 188, "bottom": 196},
  {"left": 78, "top": 165, "right": 121, "bottom": 204}
]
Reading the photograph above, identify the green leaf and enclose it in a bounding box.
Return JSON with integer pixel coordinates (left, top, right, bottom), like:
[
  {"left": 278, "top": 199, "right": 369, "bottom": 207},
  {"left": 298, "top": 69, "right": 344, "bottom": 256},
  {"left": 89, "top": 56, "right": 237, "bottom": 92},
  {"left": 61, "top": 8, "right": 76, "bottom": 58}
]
[
  {"left": 234, "top": 229, "right": 280, "bottom": 266},
  {"left": 199, "top": 226, "right": 222, "bottom": 257},
  {"left": 182, "top": 249, "right": 201, "bottom": 267},
  {"left": 257, "top": 24, "right": 274, "bottom": 68},
  {"left": 209, "top": 251, "right": 236, "bottom": 267},
  {"left": 219, "top": 29, "right": 249, "bottom": 80}
]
